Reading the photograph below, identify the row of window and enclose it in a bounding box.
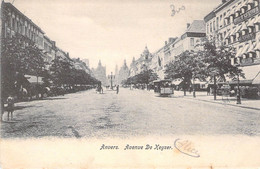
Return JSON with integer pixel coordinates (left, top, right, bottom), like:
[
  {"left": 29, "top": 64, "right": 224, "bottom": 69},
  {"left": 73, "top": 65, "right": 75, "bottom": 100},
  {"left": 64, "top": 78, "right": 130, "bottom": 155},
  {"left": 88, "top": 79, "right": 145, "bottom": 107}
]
[
  {"left": 233, "top": 51, "right": 260, "bottom": 64},
  {"left": 220, "top": 23, "right": 259, "bottom": 45},
  {"left": 5, "top": 11, "right": 43, "bottom": 46},
  {"left": 207, "top": 0, "right": 259, "bottom": 34}
]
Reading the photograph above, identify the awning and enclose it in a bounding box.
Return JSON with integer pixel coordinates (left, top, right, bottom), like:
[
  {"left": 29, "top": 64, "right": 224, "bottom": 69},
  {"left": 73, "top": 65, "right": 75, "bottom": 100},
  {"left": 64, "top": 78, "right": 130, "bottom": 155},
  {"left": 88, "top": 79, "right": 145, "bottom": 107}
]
[
  {"left": 224, "top": 30, "right": 231, "bottom": 39},
  {"left": 231, "top": 24, "right": 242, "bottom": 36},
  {"left": 241, "top": 0, "right": 249, "bottom": 8},
  {"left": 248, "top": 0, "right": 254, "bottom": 3},
  {"left": 230, "top": 8, "right": 236, "bottom": 16},
  {"left": 241, "top": 43, "right": 250, "bottom": 55},
  {"left": 247, "top": 16, "right": 257, "bottom": 27},
  {"left": 227, "top": 65, "right": 260, "bottom": 85},
  {"left": 228, "top": 79, "right": 254, "bottom": 85},
  {"left": 24, "top": 75, "right": 44, "bottom": 85},
  {"left": 193, "top": 79, "right": 207, "bottom": 85},
  {"left": 255, "top": 14, "right": 260, "bottom": 24},
  {"left": 241, "top": 22, "right": 248, "bottom": 30},
  {"left": 240, "top": 64, "right": 260, "bottom": 81},
  {"left": 235, "top": 46, "right": 245, "bottom": 57},
  {"left": 235, "top": 2, "right": 243, "bottom": 13},
  {"left": 230, "top": 26, "right": 237, "bottom": 36},
  {"left": 252, "top": 72, "right": 260, "bottom": 84},
  {"left": 248, "top": 42, "right": 256, "bottom": 53},
  {"left": 225, "top": 10, "right": 231, "bottom": 19},
  {"left": 255, "top": 42, "right": 260, "bottom": 51}
]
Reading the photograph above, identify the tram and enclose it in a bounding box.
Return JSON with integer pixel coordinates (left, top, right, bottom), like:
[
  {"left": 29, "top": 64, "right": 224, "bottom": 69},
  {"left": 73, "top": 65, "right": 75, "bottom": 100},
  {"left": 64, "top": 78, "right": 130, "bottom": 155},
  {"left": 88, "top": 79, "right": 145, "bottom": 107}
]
[{"left": 153, "top": 79, "right": 174, "bottom": 97}]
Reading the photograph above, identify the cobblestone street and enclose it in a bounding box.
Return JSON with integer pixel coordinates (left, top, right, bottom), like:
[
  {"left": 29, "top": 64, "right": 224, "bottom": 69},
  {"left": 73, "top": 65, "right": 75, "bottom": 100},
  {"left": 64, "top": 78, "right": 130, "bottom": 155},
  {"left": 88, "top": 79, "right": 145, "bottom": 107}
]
[{"left": 1, "top": 88, "right": 260, "bottom": 138}]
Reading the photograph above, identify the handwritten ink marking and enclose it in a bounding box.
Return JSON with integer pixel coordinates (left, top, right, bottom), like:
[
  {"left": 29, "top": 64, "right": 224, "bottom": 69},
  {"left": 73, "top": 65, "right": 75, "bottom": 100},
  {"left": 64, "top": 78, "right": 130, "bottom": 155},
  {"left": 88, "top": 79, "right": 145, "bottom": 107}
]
[
  {"left": 170, "top": 4, "right": 185, "bottom": 17},
  {"left": 174, "top": 139, "right": 200, "bottom": 158}
]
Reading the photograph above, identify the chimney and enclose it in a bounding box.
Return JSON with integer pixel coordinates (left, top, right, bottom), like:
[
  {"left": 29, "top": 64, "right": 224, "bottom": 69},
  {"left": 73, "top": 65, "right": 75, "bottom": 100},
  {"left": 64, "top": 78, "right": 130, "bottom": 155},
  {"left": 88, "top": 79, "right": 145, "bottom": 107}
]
[
  {"left": 187, "top": 23, "right": 190, "bottom": 29},
  {"left": 165, "top": 41, "right": 167, "bottom": 45}
]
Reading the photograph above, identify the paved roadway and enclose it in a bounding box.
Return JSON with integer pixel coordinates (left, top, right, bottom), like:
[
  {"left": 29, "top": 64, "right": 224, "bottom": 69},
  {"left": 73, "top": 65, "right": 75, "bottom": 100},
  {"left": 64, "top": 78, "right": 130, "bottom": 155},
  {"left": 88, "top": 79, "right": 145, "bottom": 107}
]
[{"left": 1, "top": 88, "right": 260, "bottom": 138}]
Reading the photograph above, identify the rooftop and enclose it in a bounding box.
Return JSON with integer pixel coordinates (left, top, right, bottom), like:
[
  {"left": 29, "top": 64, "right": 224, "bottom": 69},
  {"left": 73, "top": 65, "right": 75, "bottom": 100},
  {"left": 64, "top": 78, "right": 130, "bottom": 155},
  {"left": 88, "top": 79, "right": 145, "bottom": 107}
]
[{"left": 186, "top": 20, "right": 206, "bottom": 34}]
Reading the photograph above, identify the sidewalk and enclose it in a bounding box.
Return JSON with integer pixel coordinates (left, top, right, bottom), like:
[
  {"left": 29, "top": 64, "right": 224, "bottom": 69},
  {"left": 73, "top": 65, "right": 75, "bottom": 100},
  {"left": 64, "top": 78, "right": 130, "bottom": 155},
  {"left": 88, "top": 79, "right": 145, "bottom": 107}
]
[{"left": 173, "top": 90, "right": 260, "bottom": 111}]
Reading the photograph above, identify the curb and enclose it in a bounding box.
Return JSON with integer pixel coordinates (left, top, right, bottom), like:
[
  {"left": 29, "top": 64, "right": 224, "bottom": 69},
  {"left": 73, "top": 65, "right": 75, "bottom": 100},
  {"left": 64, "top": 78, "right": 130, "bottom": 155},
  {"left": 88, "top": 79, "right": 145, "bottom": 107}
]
[{"left": 184, "top": 97, "right": 260, "bottom": 111}]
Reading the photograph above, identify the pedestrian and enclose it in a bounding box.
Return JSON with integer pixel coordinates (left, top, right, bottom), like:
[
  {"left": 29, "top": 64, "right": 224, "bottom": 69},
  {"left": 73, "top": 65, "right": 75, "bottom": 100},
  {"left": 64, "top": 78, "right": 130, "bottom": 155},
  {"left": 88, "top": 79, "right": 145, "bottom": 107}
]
[
  {"left": 116, "top": 85, "right": 119, "bottom": 94},
  {"left": 207, "top": 86, "right": 210, "bottom": 95},
  {"left": 6, "top": 95, "right": 15, "bottom": 121}
]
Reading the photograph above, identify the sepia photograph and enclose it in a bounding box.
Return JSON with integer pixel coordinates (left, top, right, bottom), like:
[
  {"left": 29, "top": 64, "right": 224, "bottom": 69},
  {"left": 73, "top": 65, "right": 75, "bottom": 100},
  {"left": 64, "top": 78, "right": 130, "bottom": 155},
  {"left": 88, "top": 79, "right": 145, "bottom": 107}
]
[{"left": 0, "top": 0, "right": 260, "bottom": 168}]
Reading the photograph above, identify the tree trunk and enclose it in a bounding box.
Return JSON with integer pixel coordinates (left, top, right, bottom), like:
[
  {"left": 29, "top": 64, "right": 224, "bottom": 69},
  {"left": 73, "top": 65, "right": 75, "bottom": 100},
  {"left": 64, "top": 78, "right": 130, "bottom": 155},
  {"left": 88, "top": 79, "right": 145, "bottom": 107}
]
[{"left": 36, "top": 75, "right": 39, "bottom": 99}]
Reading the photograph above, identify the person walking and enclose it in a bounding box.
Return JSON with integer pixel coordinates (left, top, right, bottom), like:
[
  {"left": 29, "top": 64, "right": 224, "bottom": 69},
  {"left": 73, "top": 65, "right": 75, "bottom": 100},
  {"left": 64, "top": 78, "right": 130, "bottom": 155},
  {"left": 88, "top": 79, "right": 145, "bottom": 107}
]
[
  {"left": 6, "top": 95, "right": 15, "bottom": 121},
  {"left": 207, "top": 86, "right": 211, "bottom": 96},
  {"left": 116, "top": 85, "right": 119, "bottom": 94}
]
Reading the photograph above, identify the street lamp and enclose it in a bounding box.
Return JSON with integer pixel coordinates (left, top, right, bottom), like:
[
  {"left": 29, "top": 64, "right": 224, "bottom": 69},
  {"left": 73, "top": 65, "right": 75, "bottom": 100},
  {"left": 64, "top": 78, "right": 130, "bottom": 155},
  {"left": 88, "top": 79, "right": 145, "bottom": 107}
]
[
  {"left": 108, "top": 72, "right": 115, "bottom": 90},
  {"left": 236, "top": 74, "right": 241, "bottom": 104}
]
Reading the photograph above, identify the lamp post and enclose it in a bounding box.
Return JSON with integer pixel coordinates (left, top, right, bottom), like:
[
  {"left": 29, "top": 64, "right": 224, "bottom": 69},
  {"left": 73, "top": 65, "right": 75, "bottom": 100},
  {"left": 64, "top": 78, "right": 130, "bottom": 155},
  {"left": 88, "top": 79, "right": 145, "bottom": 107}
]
[
  {"left": 108, "top": 72, "right": 115, "bottom": 90},
  {"left": 236, "top": 74, "right": 241, "bottom": 104}
]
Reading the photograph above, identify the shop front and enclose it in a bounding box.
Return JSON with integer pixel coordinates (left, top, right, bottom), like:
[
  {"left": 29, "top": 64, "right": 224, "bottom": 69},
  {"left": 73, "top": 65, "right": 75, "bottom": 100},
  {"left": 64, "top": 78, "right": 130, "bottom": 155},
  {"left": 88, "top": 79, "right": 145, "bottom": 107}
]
[{"left": 228, "top": 64, "right": 260, "bottom": 98}]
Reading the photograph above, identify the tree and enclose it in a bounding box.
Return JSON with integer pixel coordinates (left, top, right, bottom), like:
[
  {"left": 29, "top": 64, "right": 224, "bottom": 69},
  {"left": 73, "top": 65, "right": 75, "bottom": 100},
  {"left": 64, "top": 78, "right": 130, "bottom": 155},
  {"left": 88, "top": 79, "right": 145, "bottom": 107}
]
[
  {"left": 165, "top": 50, "right": 206, "bottom": 96},
  {"left": 49, "top": 55, "right": 73, "bottom": 86},
  {"left": 202, "top": 39, "right": 244, "bottom": 100},
  {"left": 123, "top": 69, "right": 158, "bottom": 89}
]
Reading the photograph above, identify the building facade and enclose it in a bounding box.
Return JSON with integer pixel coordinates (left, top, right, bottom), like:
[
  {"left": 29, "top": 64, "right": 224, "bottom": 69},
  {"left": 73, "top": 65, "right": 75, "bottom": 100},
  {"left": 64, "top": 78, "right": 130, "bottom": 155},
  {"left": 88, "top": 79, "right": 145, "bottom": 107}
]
[
  {"left": 129, "top": 46, "right": 153, "bottom": 78},
  {"left": 204, "top": 0, "right": 260, "bottom": 85},
  {"left": 118, "top": 60, "right": 129, "bottom": 85},
  {"left": 1, "top": 2, "right": 45, "bottom": 49},
  {"left": 92, "top": 60, "right": 107, "bottom": 86}
]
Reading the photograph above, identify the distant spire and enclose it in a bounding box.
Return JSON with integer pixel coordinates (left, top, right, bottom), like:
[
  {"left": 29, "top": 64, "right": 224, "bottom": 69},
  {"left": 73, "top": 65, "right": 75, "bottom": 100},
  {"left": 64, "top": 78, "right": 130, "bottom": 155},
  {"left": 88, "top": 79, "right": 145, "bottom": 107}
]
[{"left": 98, "top": 60, "right": 101, "bottom": 66}]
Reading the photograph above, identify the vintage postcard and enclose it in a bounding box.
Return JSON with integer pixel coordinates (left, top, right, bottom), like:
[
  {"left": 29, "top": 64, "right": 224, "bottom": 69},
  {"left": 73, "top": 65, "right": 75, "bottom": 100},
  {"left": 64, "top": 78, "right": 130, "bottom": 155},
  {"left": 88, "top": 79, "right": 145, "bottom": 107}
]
[{"left": 1, "top": 0, "right": 260, "bottom": 168}]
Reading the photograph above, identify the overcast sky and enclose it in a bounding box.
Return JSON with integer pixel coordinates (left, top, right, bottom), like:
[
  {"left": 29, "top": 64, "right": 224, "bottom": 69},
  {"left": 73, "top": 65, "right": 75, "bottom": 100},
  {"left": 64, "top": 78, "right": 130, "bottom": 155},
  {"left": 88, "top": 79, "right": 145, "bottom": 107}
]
[{"left": 9, "top": 0, "right": 221, "bottom": 74}]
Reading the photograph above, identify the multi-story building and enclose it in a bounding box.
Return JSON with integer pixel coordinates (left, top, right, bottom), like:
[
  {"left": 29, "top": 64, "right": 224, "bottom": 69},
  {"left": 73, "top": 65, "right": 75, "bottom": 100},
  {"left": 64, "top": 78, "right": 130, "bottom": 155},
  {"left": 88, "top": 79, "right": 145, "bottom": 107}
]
[
  {"left": 43, "top": 36, "right": 56, "bottom": 69},
  {"left": 1, "top": 2, "right": 45, "bottom": 49},
  {"left": 168, "top": 20, "right": 206, "bottom": 63},
  {"left": 73, "top": 58, "right": 92, "bottom": 74},
  {"left": 128, "top": 21, "right": 205, "bottom": 82},
  {"left": 129, "top": 46, "right": 153, "bottom": 78},
  {"left": 151, "top": 46, "right": 165, "bottom": 80},
  {"left": 204, "top": 0, "right": 260, "bottom": 85}
]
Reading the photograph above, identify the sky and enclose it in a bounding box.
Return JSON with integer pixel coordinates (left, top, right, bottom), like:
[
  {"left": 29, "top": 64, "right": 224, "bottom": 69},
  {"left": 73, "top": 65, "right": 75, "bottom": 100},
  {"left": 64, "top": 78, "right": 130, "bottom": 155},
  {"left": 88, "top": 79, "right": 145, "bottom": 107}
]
[{"left": 9, "top": 0, "right": 222, "bottom": 75}]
